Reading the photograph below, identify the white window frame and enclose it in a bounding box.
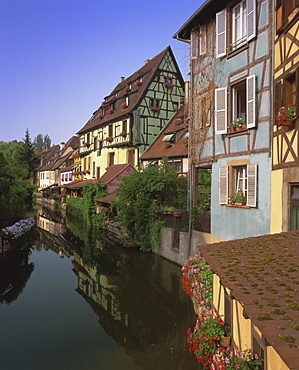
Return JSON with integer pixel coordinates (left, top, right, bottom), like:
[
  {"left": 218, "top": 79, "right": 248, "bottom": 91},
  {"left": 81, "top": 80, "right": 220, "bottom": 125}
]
[{"left": 232, "top": 1, "right": 247, "bottom": 48}]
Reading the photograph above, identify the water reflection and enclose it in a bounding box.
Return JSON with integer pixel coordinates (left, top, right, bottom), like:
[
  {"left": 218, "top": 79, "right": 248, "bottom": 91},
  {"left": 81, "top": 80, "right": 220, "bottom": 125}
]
[{"left": 23, "top": 205, "right": 201, "bottom": 369}]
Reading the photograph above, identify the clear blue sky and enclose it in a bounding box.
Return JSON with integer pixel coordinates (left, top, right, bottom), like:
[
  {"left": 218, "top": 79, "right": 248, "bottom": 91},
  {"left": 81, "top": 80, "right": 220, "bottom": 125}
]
[{"left": 0, "top": 0, "right": 203, "bottom": 145}]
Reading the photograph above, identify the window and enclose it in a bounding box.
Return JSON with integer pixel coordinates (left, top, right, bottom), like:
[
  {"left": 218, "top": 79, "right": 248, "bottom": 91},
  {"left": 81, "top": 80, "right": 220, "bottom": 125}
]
[
  {"left": 219, "top": 161, "right": 257, "bottom": 207},
  {"left": 122, "top": 120, "right": 127, "bottom": 133},
  {"left": 164, "top": 76, "right": 172, "bottom": 84},
  {"left": 276, "top": 0, "right": 299, "bottom": 32},
  {"left": 215, "top": 74, "right": 256, "bottom": 134},
  {"left": 232, "top": 80, "right": 246, "bottom": 123},
  {"left": 127, "top": 150, "right": 135, "bottom": 165},
  {"left": 97, "top": 141, "right": 103, "bottom": 156},
  {"left": 61, "top": 174, "right": 64, "bottom": 182},
  {"left": 94, "top": 137, "right": 97, "bottom": 151},
  {"left": 108, "top": 152, "right": 115, "bottom": 167},
  {"left": 108, "top": 124, "right": 113, "bottom": 137},
  {"left": 274, "top": 68, "right": 298, "bottom": 125},
  {"left": 290, "top": 185, "right": 299, "bottom": 230},
  {"left": 191, "top": 26, "right": 206, "bottom": 59},
  {"left": 150, "top": 98, "right": 160, "bottom": 108},
  {"left": 216, "top": 0, "right": 256, "bottom": 57},
  {"left": 92, "top": 161, "right": 95, "bottom": 177},
  {"left": 168, "top": 159, "right": 183, "bottom": 173},
  {"left": 232, "top": 1, "right": 247, "bottom": 48},
  {"left": 86, "top": 133, "right": 90, "bottom": 143}
]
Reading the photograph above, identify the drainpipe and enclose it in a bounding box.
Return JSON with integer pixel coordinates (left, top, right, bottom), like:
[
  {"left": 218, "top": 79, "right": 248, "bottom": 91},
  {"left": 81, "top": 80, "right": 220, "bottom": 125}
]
[{"left": 187, "top": 75, "right": 193, "bottom": 258}]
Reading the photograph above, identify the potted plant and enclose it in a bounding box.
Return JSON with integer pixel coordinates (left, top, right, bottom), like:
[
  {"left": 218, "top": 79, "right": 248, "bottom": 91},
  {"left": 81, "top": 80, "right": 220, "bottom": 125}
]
[
  {"left": 120, "top": 102, "right": 128, "bottom": 109},
  {"left": 101, "top": 101, "right": 107, "bottom": 106},
  {"left": 233, "top": 118, "right": 246, "bottom": 130},
  {"left": 124, "top": 86, "right": 131, "bottom": 93},
  {"left": 276, "top": 104, "right": 296, "bottom": 130},
  {"left": 118, "top": 131, "right": 127, "bottom": 138},
  {"left": 134, "top": 80, "right": 142, "bottom": 87},
  {"left": 151, "top": 106, "right": 160, "bottom": 113},
  {"left": 230, "top": 190, "right": 247, "bottom": 205},
  {"left": 105, "top": 136, "right": 113, "bottom": 143},
  {"left": 183, "top": 138, "right": 189, "bottom": 147},
  {"left": 83, "top": 142, "right": 90, "bottom": 148},
  {"left": 174, "top": 118, "right": 183, "bottom": 125},
  {"left": 212, "top": 347, "right": 263, "bottom": 369},
  {"left": 164, "top": 82, "right": 173, "bottom": 89},
  {"left": 162, "top": 141, "right": 173, "bottom": 148},
  {"left": 106, "top": 108, "right": 114, "bottom": 115},
  {"left": 110, "top": 95, "right": 117, "bottom": 100},
  {"left": 229, "top": 122, "right": 237, "bottom": 132}
]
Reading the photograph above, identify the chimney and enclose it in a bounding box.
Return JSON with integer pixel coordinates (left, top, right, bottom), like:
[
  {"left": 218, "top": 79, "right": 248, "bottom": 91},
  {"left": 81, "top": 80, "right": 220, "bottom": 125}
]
[
  {"left": 121, "top": 77, "right": 125, "bottom": 82},
  {"left": 144, "top": 59, "right": 151, "bottom": 64},
  {"left": 60, "top": 142, "right": 65, "bottom": 150}
]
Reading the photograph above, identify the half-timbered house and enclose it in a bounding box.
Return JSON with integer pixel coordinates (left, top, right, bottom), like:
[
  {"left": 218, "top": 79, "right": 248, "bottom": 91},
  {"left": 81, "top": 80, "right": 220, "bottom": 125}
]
[
  {"left": 272, "top": 0, "right": 299, "bottom": 232},
  {"left": 76, "top": 46, "right": 185, "bottom": 179},
  {"left": 174, "top": 0, "right": 273, "bottom": 240}
]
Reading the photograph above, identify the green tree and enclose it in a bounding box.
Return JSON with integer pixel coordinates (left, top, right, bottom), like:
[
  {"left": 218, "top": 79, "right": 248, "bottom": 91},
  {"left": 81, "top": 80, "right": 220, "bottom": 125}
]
[
  {"left": 114, "top": 159, "right": 187, "bottom": 251},
  {"left": 33, "top": 133, "right": 52, "bottom": 151},
  {"left": 17, "top": 128, "right": 39, "bottom": 179}
]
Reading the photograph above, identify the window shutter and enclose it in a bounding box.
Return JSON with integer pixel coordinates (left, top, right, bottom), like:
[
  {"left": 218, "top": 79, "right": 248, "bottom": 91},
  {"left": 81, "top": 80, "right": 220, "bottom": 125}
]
[
  {"left": 199, "top": 26, "right": 206, "bottom": 55},
  {"left": 247, "top": 0, "right": 256, "bottom": 41},
  {"left": 215, "top": 87, "right": 227, "bottom": 134},
  {"left": 191, "top": 29, "right": 199, "bottom": 60},
  {"left": 247, "top": 163, "right": 257, "bottom": 207},
  {"left": 246, "top": 74, "right": 256, "bottom": 128},
  {"left": 219, "top": 166, "right": 228, "bottom": 204},
  {"left": 274, "top": 81, "right": 282, "bottom": 122},
  {"left": 216, "top": 10, "right": 226, "bottom": 58},
  {"left": 276, "top": 0, "right": 283, "bottom": 31}
]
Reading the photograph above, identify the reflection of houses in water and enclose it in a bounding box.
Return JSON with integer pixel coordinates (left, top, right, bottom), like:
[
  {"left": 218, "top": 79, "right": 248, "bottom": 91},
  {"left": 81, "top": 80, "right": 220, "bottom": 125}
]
[
  {"left": 0, "top": 249, "right": 34, "bottom": 305},
  {"left": 37, "top": 214, "right": 73, "bottom": 258},
  {"left": 72, "top": 250, "right": 197, "bottom": 369}
]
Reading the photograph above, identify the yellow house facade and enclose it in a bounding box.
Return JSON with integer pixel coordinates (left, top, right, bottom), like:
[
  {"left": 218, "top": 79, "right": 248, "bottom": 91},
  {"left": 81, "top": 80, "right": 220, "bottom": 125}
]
[
  {"left": 76, "top": 46, "right": 185, "bottom": 179},
  {"left": 271, "top": 2, "right": 299, "bottom": 233}
]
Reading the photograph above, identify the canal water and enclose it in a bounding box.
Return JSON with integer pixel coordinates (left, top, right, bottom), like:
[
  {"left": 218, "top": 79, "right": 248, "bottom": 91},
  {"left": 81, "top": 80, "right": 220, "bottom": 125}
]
[{"left": 0, "top": 207, "right": 200, "bottom": 370}]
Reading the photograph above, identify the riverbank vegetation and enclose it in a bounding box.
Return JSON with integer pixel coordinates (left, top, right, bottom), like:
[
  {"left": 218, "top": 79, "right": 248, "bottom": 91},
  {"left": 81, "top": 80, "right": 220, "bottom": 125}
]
[
  {"left": 66, "top": 180, "right": 108, "bottom": 228},
  {"left": 114, "top": 159, "right": 187, "bottom": 251},
  {"left": 0, "top": 129, "right": 39, "bottom": 228}
]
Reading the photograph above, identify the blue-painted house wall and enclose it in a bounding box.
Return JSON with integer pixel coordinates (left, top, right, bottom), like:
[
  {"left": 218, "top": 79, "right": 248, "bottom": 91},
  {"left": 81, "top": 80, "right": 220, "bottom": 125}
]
[{"left": 184, "top": 0, "right": 273, "bottom": 240}]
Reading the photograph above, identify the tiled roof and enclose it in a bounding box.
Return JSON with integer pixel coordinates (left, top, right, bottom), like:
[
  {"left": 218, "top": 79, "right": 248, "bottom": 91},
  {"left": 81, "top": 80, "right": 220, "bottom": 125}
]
[
  {"left": 140, "top": 104, "right": 188, "bottom": 160},
  {"left": 95, "top": 193, "right": 116, "bottom": 204},
  {"left": 100, "top": 163, "right": 135, "bottom": 184},
  {"left": 62, "top": 179, "right": 98, "bottom": 189},
  {"left": 197, "top": 231, "right": 299, "bottom": 369},
  {"left": 77, "top": 46, "right": 177, "bottom": 135}
]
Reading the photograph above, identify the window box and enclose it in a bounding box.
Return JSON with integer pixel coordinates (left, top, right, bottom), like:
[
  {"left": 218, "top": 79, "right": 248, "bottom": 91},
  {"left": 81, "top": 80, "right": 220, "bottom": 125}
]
[
  {"left": 124, "top": 86, "right": 131, "bottom": 93},
  {"left": 134, "top": 80, "right": 142, "bottom": 87},
  {"left": 150, "top": 106, "right": 160, "bottom": 113},
  {"left": 105, "top": 136, "right": 113, "bottom": 143},
  {"left": 106, "top": 108, "right": 114, "bottom": 115},
  {"left": 83, "top": 142, "right": 90, "bottom": 148},
  {"left": 164, "top": 83, "right": 173, "bottom": 89},
  {"left": 120, "top": 102, "right": 128, "bottom": 109}
]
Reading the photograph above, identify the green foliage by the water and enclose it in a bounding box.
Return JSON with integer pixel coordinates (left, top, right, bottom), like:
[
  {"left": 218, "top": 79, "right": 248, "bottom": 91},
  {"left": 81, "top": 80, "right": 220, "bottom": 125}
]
[
  {"left": 0, "top": 129, "right": 39, "bottom": 228},
  {"left": 114, "top": 159, "right": 187, "bottom": 251},
  {"left": 66, "top": 179, "right": 108, "bottom": 229}
]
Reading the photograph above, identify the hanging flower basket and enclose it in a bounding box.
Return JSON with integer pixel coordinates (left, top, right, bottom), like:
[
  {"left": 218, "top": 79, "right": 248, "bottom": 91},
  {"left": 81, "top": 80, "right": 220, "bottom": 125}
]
[
  {"left": 276, "top": 105, "right": 296, "bottom": 130},
  {"left": 105, "top": 136, "right": 113, "bottom": 143},
  {"left": 106, "top": 108, "right": 114, "bottom": 115},
  {"left": 119, "top": 131, "right": 127, "bottom": 138},
  {"left": 151, "top": 107, "right": 160, "bottom": 113},
  {"left": 134, "top": 80, "right": 142, "bottom": 87},
  {"left": 164, "top": 83, "right": 173, "bottom": 89}
]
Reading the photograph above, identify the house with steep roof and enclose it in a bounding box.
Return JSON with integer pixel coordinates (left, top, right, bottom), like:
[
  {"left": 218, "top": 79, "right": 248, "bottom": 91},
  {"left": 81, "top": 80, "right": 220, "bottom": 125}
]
[
  {"left": 140, "top": 104, "right": 189, "bottom": 175},
  {"left": 76, "top": 46, "right": 185, "bottom": 179},
  {"left": 174, "top": 0, "right": 273, "bottom": 240},
  {"left": 271, "top": 1, "right": 299, "bottom": 233},
  {"left": 38, "top": 136, "right": 79, "bottom": 189}
]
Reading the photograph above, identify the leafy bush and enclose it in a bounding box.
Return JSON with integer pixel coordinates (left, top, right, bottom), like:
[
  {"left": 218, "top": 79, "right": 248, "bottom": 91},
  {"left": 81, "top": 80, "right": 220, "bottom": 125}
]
[{"left": 114, "top": 159, "right": 187, "bottom": 251}]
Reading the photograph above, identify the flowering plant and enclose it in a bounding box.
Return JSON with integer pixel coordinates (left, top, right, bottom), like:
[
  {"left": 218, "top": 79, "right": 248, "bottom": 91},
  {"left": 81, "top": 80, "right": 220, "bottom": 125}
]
[
  {"left": 187, "top": 312, "right": 225, "bottom": 367},
  {"left": 230, "top": 190, "right": 247, "bottom": 204},
  {"left": 276, "top": 105, "right": 296, "bottom": 129},
  {"left": 120, "top": 102, "right": 128, "bottom": 109},
  {"left": 231, "top": 118, "right": 246, "bottom": 128},
  {"left": 124, "top": 86, "right": 131, "bottom": 93},
  {"left": 101, "top": 101, "right": 107, "bottom": 106},
  {"left": 164, "top": 82, "right": 173, "bottom": 89},
  {"left": 1, "top": 217, "right": 35, "bottom": 239},
  {"left": 211, "top": 347, "right": 263, "bottom": 369},
  {"left": 151, "top": 106, "right": 160, "bottom": 113},
  {"left": 174, "top": 118, "right": 183, "bottom": 125},
  {"left": 183, "top": 138, "right": 189, "bottom": 147},
  {"left": 72, "top": 153, "right": 79, "bottom": 159},
  {"left": 118, "top": 131, "right": 127, "bottom": 138},
  {"left": 110, "top": 95, "right": 117, "bottom": 100},
  {"left": 105, "top": 136, "right": 113, "bottom": 143},
  {"left": 162, "top": 141, "right": 173, "bottom": 148},
  {"left": 134, "top": 80, "right": 142, "bottom": 87},
  {"left": 83, "top": 142, "right": 90, "bottom": 148},
  {"left": 106, "top": 108, "right": 114, "bottom": 115},
  {"left": 181, "top": 255, "right": 213, "bottom": 311}
]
